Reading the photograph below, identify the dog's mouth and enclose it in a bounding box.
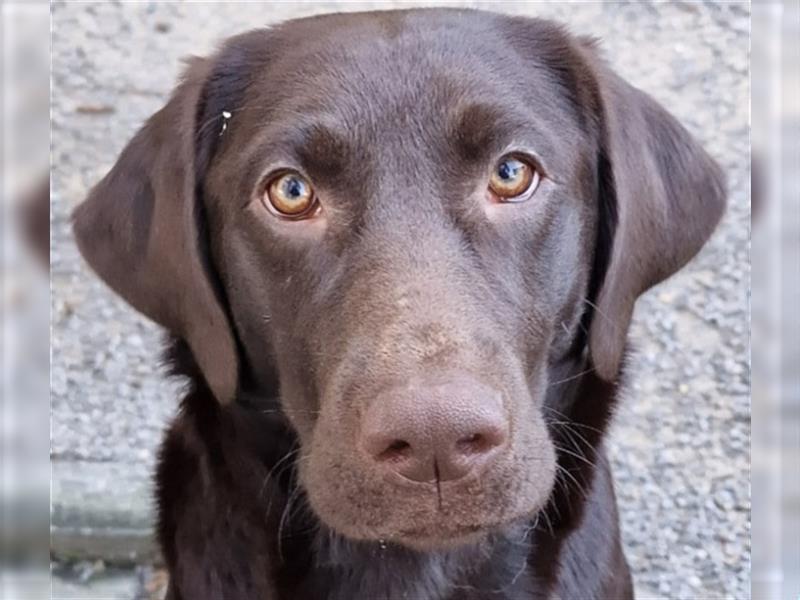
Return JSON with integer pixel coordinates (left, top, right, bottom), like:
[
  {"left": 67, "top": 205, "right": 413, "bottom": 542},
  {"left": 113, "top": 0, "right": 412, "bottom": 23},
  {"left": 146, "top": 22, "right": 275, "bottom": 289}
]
[
  {"left": 301, "top": 476, "right": 535, "bottom": 551},
  {"left": 304, "top": 469, "right": 548, "bottom": 551},
  {"left": 368, "top": 509, "right": 539, "bottom": 552}
]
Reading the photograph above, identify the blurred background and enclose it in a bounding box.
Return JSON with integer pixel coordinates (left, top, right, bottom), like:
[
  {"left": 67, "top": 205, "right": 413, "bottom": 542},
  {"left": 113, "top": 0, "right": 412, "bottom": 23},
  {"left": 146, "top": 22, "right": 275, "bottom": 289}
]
[
  {"left": 2, "top": 1, "right": 50, "bottom": 599},
  {"left": 0, "top": 1, "right": 793, "bottom": 599}
]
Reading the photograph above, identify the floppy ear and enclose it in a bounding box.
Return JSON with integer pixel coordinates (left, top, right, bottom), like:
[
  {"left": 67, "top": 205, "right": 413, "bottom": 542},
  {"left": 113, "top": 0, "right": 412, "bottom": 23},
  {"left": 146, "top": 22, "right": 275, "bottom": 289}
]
[
  {"left": 72, "top": 57, "right": 239, "bottom": 404},
  {"left": 585, "top": 49, "right": 726, "bottom": 381}
]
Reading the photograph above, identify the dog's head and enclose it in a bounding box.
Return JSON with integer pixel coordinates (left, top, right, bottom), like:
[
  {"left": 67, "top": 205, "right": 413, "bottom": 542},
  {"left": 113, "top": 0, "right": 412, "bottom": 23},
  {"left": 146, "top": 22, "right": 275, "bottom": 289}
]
[{"left": 73, "top": 10, "right": 724, "bottom": 550}]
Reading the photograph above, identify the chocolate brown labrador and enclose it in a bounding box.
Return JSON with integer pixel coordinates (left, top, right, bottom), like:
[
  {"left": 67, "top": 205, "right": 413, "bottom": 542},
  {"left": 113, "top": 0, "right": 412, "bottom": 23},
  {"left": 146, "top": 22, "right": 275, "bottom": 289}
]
[{"left": 72, "top": 9, "right": 725, "bottom": 599}]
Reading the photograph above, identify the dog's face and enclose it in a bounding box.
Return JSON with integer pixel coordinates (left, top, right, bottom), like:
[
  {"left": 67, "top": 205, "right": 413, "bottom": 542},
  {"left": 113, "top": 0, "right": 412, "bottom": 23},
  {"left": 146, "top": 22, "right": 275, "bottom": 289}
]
[
  {"left": 206, "top": 14, "right": 600, "bottom": 546},
  {"left": 72, "top": 10, "right": 725, "bottom": 550}
]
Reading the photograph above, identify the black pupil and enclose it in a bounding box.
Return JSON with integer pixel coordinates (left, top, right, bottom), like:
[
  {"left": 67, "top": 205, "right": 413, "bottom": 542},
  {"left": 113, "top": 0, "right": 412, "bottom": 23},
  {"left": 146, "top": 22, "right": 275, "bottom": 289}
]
[
  {"left": 498, "top": 160, "right": 519, "bottom": 181},
  {"left": 284, "top": 177, "right": 304, "bottom": 199}
]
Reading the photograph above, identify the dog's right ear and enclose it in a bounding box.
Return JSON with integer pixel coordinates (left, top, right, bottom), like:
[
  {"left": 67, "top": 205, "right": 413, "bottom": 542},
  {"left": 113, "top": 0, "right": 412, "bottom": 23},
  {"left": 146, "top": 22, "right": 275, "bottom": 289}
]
[{"left": 72, "top": 57, "right": 239, "bottom": 404}]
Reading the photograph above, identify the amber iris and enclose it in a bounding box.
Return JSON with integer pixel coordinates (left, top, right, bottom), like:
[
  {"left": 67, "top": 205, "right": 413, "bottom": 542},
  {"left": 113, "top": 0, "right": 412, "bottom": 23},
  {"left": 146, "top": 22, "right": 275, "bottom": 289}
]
[
  {"left": 265, "top": 171, "right": 317, "bottom": 217},
  {"left": 488, "top": 156, "right": 539, "bottom": 201}
]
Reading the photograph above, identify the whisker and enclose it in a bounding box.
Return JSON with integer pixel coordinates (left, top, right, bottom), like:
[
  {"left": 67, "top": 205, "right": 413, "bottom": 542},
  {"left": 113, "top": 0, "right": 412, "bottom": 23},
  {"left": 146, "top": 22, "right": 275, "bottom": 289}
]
[
  {"left": 554, "top": 426, "right": 596, "bottom": 468},
  {"left": 540, "top": 509, "right": 555, "bottom": 537},
  {"left": 541, "top": 406, "right": 604, "bottom": 435},
  {"left": 582, "top": 296, "right": 617, "bottom": 330},
  {"left": 491, "top": 553, "right": 529, "bottom": 593},
  {"left": 260, "top": 408, "right": 321, "bottom": 416},
  {"left": 544, "top": 418, "right": 604, "bottom": 439},
  {"left": 555, "top": 463, "right": 589, "bottom": 500},
  {"left": 277, "top": 483, "right": 304, "bottom": 564},
  {"left": 260, "top": 447, "right": 301, "bottom": 520},
  {"left": 553, "top": 441, "right": 596, "bottom": 470},
  {"left": 547, "top": 367, "right": 596, "bottom": 387},
  {"left": 266, "top": 451, "right": 310, "bottom": 521}
]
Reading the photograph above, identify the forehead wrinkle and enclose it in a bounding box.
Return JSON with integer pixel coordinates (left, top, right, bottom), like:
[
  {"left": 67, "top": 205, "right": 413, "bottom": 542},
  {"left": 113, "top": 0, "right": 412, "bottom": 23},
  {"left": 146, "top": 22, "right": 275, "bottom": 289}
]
[
  {"left": 448, "top": 102, "right": 561, "bottom": 170},
  {"left": 295, "top": 123, "right": 356, "bottom": 182},
  {"left": 232, "top": 116, "right": 357, "bottom": 186},
  {"left": 450, "top": 103, "right": 516, "bottom": 163}
]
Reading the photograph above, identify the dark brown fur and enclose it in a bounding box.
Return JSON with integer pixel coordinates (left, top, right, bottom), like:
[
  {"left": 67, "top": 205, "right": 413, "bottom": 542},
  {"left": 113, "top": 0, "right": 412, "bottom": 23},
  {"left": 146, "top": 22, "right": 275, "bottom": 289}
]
[{"left": 72, "top": 9, "right": 725, "bottom": 599}]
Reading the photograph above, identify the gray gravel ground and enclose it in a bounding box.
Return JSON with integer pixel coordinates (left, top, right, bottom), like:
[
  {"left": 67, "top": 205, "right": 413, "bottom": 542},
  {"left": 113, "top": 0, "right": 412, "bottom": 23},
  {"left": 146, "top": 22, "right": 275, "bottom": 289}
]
[{"left": 51, "top": 2, "right": 750, "bottom": 598}]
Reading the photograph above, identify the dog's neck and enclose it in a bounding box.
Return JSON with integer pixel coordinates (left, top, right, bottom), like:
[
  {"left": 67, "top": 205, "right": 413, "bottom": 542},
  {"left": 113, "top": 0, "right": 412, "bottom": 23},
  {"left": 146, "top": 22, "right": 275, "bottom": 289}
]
[{"left": 301, "top": 526, "right": 538, "bottom": 599}]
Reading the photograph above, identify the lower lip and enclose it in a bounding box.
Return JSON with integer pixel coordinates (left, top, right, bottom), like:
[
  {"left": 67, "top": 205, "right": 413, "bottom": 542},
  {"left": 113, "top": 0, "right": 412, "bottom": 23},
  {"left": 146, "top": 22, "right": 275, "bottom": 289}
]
[{"left": 392, "top": 523, "right": 488, "bottom": 547}]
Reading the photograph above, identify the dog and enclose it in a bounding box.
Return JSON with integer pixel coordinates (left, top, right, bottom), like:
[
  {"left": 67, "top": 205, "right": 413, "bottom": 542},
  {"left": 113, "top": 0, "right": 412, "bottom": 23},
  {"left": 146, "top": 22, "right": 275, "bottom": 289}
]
[{"left": 72, "top": 9, "right": 725, "bottom": 599}]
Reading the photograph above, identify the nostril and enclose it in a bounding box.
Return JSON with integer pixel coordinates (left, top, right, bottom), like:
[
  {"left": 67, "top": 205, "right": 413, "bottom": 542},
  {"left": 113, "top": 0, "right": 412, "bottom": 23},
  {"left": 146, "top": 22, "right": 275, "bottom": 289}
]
[
  {"left": 377, "top": 439, "right": 412, "bottom": 462},
  {"left": 455, "top": 424, "right": 506, "bottom": 456},
  {"left": 361, "top": 379, "right": 508, "bottom": 482},
  {"left": 456, "top": 433, "right": 490, "bottom": 454}
]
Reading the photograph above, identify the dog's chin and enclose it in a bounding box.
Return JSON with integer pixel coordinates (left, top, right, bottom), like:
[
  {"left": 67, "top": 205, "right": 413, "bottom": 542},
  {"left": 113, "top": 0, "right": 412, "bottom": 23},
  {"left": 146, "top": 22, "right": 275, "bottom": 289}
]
[
  {"left": 381, "top": 523, "right": 497, "bottom": 552},
  {"left": 314, "top": 506, "right": 541, "bottom": 553},
  {"left": 351, "top": 512, "right": 549, "bottom": 554}
]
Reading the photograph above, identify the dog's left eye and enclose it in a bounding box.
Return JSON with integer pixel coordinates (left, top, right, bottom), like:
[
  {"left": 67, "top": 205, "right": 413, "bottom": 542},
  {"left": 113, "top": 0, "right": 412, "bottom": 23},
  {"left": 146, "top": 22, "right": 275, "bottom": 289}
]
[
  {"left": 263, "top": 171, "right": 319, "bottom": 219},
  {"left": 488, "top": 156, "right": 541, "bottom": 202}
]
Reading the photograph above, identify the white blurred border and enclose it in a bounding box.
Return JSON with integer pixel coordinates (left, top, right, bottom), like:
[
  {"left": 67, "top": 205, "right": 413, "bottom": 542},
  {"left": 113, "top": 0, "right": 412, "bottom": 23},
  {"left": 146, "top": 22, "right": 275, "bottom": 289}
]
[
  {"left": 1, "top": 1, "right": 50, "bottom": 598},
  {"left": 752, "top": 1, "right": 800, "bottom": 599},
  {"left": 0, "top": 0, "right": 794, "bottom": 597}
]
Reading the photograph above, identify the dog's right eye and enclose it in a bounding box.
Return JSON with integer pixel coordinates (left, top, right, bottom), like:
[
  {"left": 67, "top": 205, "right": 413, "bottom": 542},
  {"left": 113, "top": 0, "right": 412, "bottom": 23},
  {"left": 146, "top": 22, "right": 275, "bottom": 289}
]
[
  {"left": 488, "top": 155, "right": 541, "bottom": 202},
  {"left": 263, "top": 171, "right": 319, "bottom": 219}
]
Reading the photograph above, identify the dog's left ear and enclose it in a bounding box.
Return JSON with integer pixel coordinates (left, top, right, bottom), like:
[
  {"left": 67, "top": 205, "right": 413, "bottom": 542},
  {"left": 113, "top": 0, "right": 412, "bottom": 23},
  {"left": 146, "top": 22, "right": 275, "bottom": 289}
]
[{"left": 581, "top": 43, "right": 727, "bottom": 381}]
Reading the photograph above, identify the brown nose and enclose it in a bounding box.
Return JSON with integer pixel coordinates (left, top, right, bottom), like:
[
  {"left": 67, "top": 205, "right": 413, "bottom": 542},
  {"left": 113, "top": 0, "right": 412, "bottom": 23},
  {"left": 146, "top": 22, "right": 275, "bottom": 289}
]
[{"left": 360, "top": 377, "right": 509, "bottom": 483}]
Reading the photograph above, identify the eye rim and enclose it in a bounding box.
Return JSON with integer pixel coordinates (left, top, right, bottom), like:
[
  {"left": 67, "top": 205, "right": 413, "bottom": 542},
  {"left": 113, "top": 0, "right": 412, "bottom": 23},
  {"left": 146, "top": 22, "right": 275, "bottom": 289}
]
[
  {"left": 487, "top": 154, "right": 542, "bottom": 203},
  {"left": 261, "top": 169, "right": 320, "bottom": 220}
]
